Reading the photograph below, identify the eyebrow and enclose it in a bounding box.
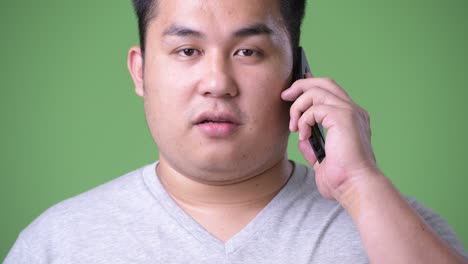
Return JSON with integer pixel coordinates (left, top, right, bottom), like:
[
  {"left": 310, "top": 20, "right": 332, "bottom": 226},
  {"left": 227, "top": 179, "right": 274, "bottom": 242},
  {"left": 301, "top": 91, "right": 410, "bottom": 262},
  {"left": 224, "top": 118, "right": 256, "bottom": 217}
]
[
  {"left": 163, "top": 25, "right": 205, "bottom": 38},
  {"left": 162, "top": 23, "right": 275, "bottom": 39},
  {"left": 233, "top": 23, "right": 274, "bottom": 38}
]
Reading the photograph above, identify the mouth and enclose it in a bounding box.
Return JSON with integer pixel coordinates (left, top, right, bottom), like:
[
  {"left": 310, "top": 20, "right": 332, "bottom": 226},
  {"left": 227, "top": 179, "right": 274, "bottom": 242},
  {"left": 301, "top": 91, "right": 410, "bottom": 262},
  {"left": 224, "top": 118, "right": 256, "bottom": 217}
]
[
  {"left": 198, "top": 120, "right": 235, "bottom": 124},
  {"left": 193, "top": 112, "right": 242, "bottom": 138},
  {"left": 194, "top": 112, "right": 241, "bottom": 126}
]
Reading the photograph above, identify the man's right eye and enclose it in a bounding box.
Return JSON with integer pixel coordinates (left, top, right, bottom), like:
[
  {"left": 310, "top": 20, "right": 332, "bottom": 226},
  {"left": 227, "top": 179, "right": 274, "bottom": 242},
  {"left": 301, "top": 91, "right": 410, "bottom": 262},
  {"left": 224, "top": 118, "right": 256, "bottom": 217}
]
[{"left": 177, "top": 48, "right": 201, "bottom": 57}]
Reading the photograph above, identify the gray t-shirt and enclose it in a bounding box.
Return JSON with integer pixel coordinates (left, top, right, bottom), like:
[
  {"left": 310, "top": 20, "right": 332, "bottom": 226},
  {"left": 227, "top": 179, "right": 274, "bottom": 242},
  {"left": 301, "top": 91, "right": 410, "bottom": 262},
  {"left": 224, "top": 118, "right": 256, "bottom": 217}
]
[{"left": 4, "top": 161, "right": 467, "bottom": 263}]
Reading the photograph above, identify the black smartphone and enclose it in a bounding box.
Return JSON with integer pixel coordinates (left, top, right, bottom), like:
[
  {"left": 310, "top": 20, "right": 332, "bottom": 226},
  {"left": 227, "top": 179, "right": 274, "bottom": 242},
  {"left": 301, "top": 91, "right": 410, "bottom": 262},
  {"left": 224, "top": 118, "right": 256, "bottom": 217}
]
[{"left": 293, "top": 47, "right": 326, "bottom": 163}]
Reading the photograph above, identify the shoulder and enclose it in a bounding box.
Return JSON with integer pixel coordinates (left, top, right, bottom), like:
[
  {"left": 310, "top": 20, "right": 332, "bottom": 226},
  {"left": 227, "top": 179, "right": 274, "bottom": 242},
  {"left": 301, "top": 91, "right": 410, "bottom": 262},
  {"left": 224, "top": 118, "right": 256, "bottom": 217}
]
[
  {"left": 17, "top": 163, "right": 157, "bottom": 247},
  {"left": 283, "top": 162, "right": 358, "bottom": 236},
  {"left": 38, "top": 163, "right": 150, "bottom": 218},
  {"left": 277, "top": 162, "right": 368, "bottom": 261},
  {"left": 284, "top": 162, "right": 467, "bottom": 260}
]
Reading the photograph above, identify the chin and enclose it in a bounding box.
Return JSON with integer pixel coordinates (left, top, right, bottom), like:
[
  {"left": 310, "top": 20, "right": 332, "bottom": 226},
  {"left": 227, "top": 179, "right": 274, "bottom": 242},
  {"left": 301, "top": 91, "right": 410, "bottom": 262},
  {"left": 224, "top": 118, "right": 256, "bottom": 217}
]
[
  {"left": 157, "top": 130, "right": 290, "bottom": 182},
  {"left": 192, "top": 151, "right": 282, "bottom": 181}
]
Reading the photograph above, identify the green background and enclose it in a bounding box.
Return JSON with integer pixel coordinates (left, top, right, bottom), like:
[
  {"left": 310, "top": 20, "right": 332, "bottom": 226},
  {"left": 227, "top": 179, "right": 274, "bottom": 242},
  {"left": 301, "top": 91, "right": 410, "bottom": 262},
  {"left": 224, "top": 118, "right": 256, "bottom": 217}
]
[{"left": 1, "top": 0, "right": 467, "bottom": 259}]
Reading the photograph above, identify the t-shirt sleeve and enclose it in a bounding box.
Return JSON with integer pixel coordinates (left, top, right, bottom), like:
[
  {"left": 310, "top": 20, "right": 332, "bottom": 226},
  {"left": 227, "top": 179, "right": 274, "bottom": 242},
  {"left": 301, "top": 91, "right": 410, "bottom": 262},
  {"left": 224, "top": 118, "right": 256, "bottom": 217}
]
[
  {"left": 4, "top": 233, "right": 43, "bottom": 264},
  {"left": 407, "top": 197, "right": 468, "bottom": 260}
]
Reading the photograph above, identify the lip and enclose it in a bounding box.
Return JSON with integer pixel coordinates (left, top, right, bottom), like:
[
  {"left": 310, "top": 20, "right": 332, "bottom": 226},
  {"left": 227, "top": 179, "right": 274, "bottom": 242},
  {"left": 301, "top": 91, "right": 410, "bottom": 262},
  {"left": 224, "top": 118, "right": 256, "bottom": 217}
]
[
  {"left": 193, "top": 111, "right": 242, "bottom": 125},
  {"left": 193, "top": 111, "right": 242, "bottom": 138}
]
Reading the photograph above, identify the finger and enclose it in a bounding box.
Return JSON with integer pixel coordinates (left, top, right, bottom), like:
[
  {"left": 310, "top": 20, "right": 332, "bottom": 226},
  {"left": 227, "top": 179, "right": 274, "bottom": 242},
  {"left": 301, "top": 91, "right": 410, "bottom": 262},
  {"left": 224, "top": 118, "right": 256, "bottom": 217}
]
[
  {"left": 310, "top": 78, "right": 352, "bottom": 102},
  {"left": 288, "top": 88, "right": 350, "bottom": 132},
  {"left": 282, "top": 77, "right": 352, "bottom": 103},
  {"left": 298, "top": 139, "right": 318, "bottom": 166},
  {"left": 297, "top": 104, "right": 340, "bottom": 140},
  {"left": 288, "top": 90, "right": 317, "bottom": 132},
  {"left": 281, "top": 79, "right": 310, "bottom": 101}
]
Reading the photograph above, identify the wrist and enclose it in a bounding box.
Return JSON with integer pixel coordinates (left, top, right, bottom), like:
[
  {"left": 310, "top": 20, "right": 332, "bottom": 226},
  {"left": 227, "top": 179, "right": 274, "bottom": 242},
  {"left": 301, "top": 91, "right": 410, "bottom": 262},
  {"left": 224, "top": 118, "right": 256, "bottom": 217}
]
[{"left": 334, "top": 167, "right": 390, "bottom": 213}]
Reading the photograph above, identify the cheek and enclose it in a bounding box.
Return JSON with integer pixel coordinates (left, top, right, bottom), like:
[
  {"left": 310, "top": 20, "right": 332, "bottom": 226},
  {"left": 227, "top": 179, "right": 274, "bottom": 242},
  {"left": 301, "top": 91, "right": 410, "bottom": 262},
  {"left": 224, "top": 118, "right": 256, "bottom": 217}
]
[
  {"left": 142, "top": 76, "right": 193, "bottom": 146},
  {"left": 144, "top": 58, "right": 194, "bottom": 115},
  {"left": 243, "top": 63, "right": 291, "bottom": 115},
  {"left": 240, "top": 76, "right": 291, "bottom": 142},
  {"left": 143, "top": 94, "right": 189, "bottom": 158}
]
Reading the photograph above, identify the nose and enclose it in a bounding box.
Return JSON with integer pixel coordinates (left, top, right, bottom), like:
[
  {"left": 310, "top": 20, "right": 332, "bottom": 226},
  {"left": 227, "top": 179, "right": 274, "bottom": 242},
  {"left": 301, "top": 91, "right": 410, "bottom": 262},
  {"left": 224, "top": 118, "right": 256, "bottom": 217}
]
[{"left": 197, "top": 52, "right": 238, "bottom": 98}]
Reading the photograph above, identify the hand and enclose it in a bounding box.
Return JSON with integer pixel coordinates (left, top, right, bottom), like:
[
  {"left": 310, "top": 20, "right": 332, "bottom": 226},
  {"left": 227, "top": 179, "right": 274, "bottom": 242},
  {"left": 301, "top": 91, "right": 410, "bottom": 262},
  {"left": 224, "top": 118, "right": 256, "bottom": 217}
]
[
  {"left": 281, "top": 75, "right": 379, "bottom": 201},
  {"left": 283, "top": 76, "right": 468, "bottom": 264}
]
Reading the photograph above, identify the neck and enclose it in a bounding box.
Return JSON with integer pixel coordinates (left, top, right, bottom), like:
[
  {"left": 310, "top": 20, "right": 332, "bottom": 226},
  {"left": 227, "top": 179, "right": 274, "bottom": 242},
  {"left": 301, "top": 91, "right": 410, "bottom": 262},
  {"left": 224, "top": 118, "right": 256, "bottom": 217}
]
[{"left": 156, "top": 158, "right": 294, "bottom": 208}]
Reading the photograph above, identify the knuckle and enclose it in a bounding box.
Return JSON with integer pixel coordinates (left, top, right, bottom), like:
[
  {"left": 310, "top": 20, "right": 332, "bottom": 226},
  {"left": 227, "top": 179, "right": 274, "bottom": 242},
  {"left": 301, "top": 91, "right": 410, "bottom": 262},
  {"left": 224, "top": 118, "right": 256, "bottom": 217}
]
[
  {"left": 359, "top": 107, "right": 371, "bottom": 122},
  {"left": 298, "top": 114, "right": 310, "bottom": 129},
  {"left": 290, "top": 103, "right": 301, "bottom": 118},
  {"left": 365, "top": 111, "right": 370, "bottom": 122},
  {"left": 297, "top": 115, "right": 306, "bottom": 128},
  {"left": 340, "top": 107, "right": 355, "bottom": 120},
  {"left": 322, "top": 77, "right": 337, "bottom": 86},
  {"left": 342, "top": 104, "right": 355, "bottom": 114}
]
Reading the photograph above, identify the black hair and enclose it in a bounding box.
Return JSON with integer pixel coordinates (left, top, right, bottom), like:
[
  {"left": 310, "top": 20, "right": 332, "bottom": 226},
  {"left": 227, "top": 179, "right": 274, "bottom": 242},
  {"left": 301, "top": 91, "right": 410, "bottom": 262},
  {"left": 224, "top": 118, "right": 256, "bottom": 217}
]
[{"left": 131, "top": 0, "right": 306, "bottom": 54}]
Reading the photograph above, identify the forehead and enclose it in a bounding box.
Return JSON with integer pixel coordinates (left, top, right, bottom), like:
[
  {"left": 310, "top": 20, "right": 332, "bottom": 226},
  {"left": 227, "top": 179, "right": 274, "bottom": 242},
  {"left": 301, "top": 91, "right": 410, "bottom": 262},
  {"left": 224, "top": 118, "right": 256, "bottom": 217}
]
[{"left": 149, "top": 0, "right": 286, "bottom": 36}]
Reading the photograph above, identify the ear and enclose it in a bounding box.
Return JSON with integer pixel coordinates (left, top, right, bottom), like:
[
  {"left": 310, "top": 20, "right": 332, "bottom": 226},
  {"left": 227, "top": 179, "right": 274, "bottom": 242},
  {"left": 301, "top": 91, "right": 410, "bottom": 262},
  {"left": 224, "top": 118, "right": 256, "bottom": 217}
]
[{"left": 127, "top": 46, "right": 145, "bottom": 97}]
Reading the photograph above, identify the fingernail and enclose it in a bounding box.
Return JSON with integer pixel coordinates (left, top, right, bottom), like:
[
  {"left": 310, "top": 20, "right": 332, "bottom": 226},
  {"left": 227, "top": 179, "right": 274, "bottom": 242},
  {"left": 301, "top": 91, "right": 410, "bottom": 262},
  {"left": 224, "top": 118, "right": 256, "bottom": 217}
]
[{"left": 299, "top": 130, "right": 305, "bottom": 140}]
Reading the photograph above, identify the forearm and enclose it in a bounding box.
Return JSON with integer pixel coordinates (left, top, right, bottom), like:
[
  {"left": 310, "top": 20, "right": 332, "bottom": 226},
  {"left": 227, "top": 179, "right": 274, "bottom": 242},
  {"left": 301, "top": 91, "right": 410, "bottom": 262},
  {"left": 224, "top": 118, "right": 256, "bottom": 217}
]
[{"left": 338, "top": 171, "right": 467, "bottom": 264}]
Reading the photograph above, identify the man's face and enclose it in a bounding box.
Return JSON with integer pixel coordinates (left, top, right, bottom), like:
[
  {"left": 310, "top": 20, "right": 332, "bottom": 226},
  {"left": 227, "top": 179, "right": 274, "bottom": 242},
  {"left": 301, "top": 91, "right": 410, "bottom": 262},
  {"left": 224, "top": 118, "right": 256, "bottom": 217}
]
[{"left": 131, "top": 0, "right": 294, "bottom": 183}]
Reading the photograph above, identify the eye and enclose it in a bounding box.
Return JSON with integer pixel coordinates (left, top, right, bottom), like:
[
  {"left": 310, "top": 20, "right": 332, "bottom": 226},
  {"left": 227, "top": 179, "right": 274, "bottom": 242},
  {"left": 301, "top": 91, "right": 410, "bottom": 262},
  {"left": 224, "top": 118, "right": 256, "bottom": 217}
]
[
  {"left": 235, "top": 49, "right": 258, "bottom": 57},
  {"left": 177, "top": 48, "right": 201, "bottom": 57}
]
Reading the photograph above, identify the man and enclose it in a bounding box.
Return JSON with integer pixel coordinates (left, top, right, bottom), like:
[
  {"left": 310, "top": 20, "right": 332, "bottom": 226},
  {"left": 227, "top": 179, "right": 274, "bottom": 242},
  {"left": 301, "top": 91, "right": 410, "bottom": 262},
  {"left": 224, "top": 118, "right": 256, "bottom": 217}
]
[{"left": 5, "top": 0, "right": 467, "bottom": 263}]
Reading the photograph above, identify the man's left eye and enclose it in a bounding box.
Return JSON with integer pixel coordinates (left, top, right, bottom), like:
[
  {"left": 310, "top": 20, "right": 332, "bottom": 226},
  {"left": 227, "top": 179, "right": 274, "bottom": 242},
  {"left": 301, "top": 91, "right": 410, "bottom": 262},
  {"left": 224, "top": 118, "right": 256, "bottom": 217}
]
[{"left": 235, "top": 49, "right": 257, "bottom": 57}]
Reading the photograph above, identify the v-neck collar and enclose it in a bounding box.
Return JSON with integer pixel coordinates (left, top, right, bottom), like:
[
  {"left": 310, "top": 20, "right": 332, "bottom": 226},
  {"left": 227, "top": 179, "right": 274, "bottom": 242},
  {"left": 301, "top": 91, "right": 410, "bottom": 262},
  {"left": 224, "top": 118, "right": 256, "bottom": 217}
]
[{"left": 141, "top": 161, "right": 303, "bottom": 255}]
